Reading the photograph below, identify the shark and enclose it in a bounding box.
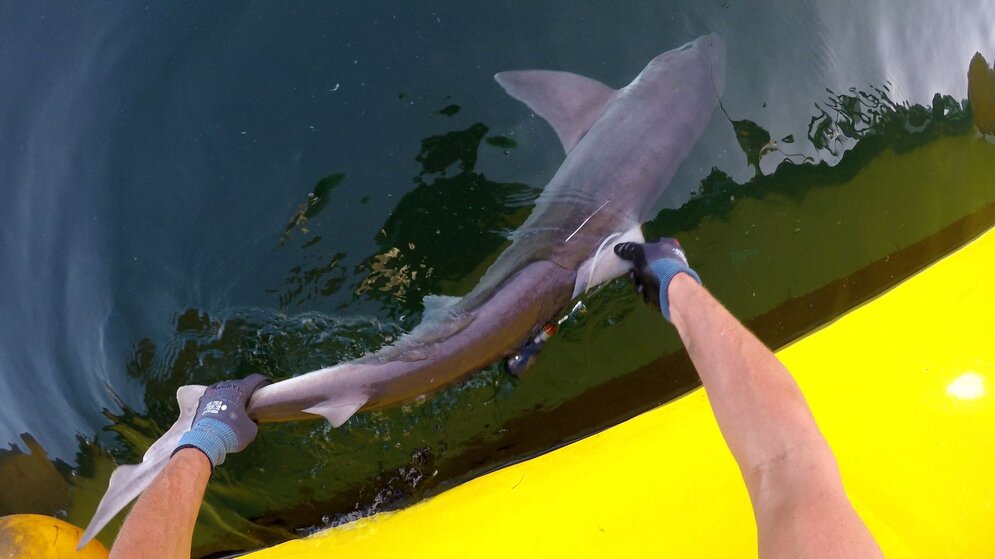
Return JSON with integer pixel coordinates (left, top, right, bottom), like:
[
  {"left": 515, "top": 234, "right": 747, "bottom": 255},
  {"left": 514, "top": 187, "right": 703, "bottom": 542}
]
[{"left": 80, "top": 33, "right": 725, "bottom": 546}]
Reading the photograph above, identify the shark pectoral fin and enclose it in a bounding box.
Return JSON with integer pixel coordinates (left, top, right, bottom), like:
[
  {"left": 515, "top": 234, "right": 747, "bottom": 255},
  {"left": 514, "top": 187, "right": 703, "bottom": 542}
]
[
  {"left": 303, "top": 395, "right": 369, "bottom": 428},
  {"left": 78, "top": 384, "right": 207, "bottom": 549},
  {"left": 572, "top": 225, "right": 646, "bottom": 298},
  {"left": 495, "top": 70, "right": 616, "bottom": 154}
]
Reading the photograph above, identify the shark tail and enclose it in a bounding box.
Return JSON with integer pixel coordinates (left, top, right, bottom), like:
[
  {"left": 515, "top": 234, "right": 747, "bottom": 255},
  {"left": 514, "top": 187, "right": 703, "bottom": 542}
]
[{"left": 77, "top": 384, "right": 207, "bottom": 549}]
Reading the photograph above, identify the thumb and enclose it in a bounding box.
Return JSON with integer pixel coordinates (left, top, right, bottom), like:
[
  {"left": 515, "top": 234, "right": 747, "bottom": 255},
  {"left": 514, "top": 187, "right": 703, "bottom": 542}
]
[{"left": 238, "top": 373, "right": 271, "bottom": 398}]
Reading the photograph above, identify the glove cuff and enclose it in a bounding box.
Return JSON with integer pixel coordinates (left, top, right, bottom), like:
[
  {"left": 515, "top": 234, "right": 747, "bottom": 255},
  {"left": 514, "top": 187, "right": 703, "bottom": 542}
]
[
  {"left": 649, "top": 259, "right": 702, "bottom": 322},
  {"left": 174, "top": 418, "right": 239, "bottom": 468}
]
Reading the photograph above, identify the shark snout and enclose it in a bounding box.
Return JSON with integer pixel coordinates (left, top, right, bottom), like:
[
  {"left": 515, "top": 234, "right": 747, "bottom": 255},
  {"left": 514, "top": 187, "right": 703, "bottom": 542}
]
[
  {"left": 693, "top": 33, "right": 727, "bottom": 99},
  {"left": 637, "top": 34, "right": 726, "bottom": 97}
]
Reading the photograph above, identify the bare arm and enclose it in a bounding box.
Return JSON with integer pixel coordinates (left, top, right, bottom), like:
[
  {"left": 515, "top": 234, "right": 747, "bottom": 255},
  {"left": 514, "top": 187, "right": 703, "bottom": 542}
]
[
  {"left": 109, "top": 448, "right": 211, "bottom": 559},
  {"left": 106, "top": 374, "right": 268, "bottom": 558},
  {"left": 668, "top": 273, "right": 883, "bottom": 559}
]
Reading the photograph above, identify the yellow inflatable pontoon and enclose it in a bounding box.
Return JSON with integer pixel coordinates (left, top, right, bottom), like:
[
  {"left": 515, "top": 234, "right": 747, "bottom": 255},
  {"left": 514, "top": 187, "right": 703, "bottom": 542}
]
[{"left": 245, "top": 225, "right": 995, "bottom": 558}]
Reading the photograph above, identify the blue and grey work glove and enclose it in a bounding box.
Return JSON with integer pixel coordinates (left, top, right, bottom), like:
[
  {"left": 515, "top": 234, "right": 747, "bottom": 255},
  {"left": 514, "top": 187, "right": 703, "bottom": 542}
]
[
  {"left": 173, "top": 373, "right": 270, "bottom": 468},
  {"left": 614, "top": 238, "right": 701, "bottom": 321}
]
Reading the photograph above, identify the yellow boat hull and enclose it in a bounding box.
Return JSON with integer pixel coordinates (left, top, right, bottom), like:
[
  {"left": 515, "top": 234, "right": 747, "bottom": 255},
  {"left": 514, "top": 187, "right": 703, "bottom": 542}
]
[{"left": 247, "top": 226, "right": 995, "bottom": 558}]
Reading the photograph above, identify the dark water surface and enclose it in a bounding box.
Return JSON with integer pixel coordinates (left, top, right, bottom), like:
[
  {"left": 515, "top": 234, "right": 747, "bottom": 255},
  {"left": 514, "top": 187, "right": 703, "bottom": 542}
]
[{"left": 1, "top": 1, "right": 993, "bottom": 555}]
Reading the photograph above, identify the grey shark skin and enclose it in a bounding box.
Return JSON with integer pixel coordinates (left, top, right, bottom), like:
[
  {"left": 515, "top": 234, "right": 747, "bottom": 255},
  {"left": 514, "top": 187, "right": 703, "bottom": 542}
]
[{"left": 80, "top": 34, "right": 725, "bottom": 546}]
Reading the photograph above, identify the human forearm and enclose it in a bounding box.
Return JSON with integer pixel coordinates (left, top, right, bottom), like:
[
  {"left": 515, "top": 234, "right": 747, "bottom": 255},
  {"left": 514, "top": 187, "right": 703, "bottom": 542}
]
[
  {"left": 668, "top": 274, "right": 883, "bottom": 557},
  {"left": 617, "top": 238, "right": 881, "bottom": 557},
  {"left": 667, "top": 274, "right": 833, "bottom": 485},
  {"left": 109, "top": 449, "right": 211, "bottom": 559}
]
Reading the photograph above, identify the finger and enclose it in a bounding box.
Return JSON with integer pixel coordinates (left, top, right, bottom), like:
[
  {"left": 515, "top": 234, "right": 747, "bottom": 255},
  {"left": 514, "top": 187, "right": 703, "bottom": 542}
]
[
  {"left": 239, "top": 373, "right": 272, "bottom": 396},
  {"left": 614, "top": 242, "right": 641, "bottom": 261}
]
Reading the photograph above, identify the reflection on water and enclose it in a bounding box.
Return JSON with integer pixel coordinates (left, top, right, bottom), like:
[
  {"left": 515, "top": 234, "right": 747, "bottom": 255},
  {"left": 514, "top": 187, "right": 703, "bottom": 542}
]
[
  {"left": 354, "top": 120, "right": 536, "bottom": 314},
  {"left": 0, "top": 435, "right": 69, "bottom": 516},
  {"left": 0, "top": 1, "right": 993, "bottom": 556},
  {"left": 280, "top": 173, "right": 346, "bottom": 244},
  {"left": 651, "top": 86, "right": 974, "bottom": 237},
  {"left": 274, "top": 118, "right": 535, "bottom": 316},
  {"left": 968, "top": 53, "right": 995, "bottom": 135}
]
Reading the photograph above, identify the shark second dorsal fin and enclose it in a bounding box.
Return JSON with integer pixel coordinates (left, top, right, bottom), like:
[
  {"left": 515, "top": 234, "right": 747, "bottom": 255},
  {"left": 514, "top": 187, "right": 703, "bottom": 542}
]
[
  {"left": 303, "top": 394, "right": 369, "bottom": 428},
  {"left": 495, "top": 70, "right": 616, "bottom": 154},
  {"left": 422, "top": 294, "right": 461, "bottom": 322}
]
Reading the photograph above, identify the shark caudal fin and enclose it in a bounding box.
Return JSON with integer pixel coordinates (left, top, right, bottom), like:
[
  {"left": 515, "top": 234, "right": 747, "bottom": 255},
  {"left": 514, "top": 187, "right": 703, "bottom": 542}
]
[
  {"left": 495, "top": 70, "right": 616, "bottom": 154},
  {"left": 78, "top": 384, "right": 207, "bottom": 549}
]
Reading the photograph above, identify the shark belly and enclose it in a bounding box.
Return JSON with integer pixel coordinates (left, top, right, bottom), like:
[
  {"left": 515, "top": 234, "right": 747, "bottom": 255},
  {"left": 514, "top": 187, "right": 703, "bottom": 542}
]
[{"left": 245, "top": 259, "right": 577, "bottom": 424}]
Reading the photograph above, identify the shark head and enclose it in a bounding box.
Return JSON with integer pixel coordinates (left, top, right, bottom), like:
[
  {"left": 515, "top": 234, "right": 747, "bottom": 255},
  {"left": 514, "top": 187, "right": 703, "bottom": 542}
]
[
  {"left": 496, "top": 35, "right": 726, "bottom": 296},
  {"left": 629, "top": 34, "right": 726, "bottom": 103}
]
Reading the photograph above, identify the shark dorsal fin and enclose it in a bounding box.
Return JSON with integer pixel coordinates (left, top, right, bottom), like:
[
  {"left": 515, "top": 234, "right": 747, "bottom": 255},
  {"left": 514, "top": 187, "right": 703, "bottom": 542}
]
[
  {"left": 304, "top": 395, "right": 369, "bottom": 427},
  {"left": 495, "top": 70, "right": 616, "bottom": 154}
]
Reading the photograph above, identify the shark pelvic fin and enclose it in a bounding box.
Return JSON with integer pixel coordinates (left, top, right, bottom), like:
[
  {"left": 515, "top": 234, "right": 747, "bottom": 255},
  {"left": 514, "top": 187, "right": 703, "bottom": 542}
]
[
  {"left": 78, "top": 384, "right": 208, "bottom": 549},
  {"left": 495, "top": 70, "right": 615, "bottom": 153},
  {"left": 303, "top": 394, "right": 369, "bottom": 427}
]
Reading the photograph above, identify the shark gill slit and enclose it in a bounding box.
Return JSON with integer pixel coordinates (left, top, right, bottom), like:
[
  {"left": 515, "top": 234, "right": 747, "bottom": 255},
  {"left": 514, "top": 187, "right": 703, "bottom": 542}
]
[{"left": 563, "top": 199, "right": 611, "bottom": 243}]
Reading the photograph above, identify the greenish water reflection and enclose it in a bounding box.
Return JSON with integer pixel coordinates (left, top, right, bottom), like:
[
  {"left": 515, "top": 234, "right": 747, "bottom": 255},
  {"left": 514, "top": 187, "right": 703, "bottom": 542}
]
[{"left": 354, "top": 121, "right": 537, "bottom": 314}]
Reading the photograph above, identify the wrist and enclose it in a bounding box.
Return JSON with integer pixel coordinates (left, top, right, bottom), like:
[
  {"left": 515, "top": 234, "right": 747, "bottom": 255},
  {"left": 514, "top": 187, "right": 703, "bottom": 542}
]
[
  {"left": 667, "top": 272, "right": 702, "bottom": 327},
  {"left": 174, "top": 418, "right": 239, "bottom": 468},
  {"left": 648, "top": 259, "right": 701, "bottom": 321},
  {"left": 171, "top": 446, "right": 213, "bottom": 472}
]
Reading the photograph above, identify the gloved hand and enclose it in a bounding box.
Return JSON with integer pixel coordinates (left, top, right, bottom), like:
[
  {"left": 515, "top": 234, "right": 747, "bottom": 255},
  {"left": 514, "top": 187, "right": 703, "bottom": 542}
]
[
  {"left": 614, "top": 238, "right": 701, "bottom": 321},
  {"left": 173, "top": 373, "right": 270, "bottom": 468}
]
